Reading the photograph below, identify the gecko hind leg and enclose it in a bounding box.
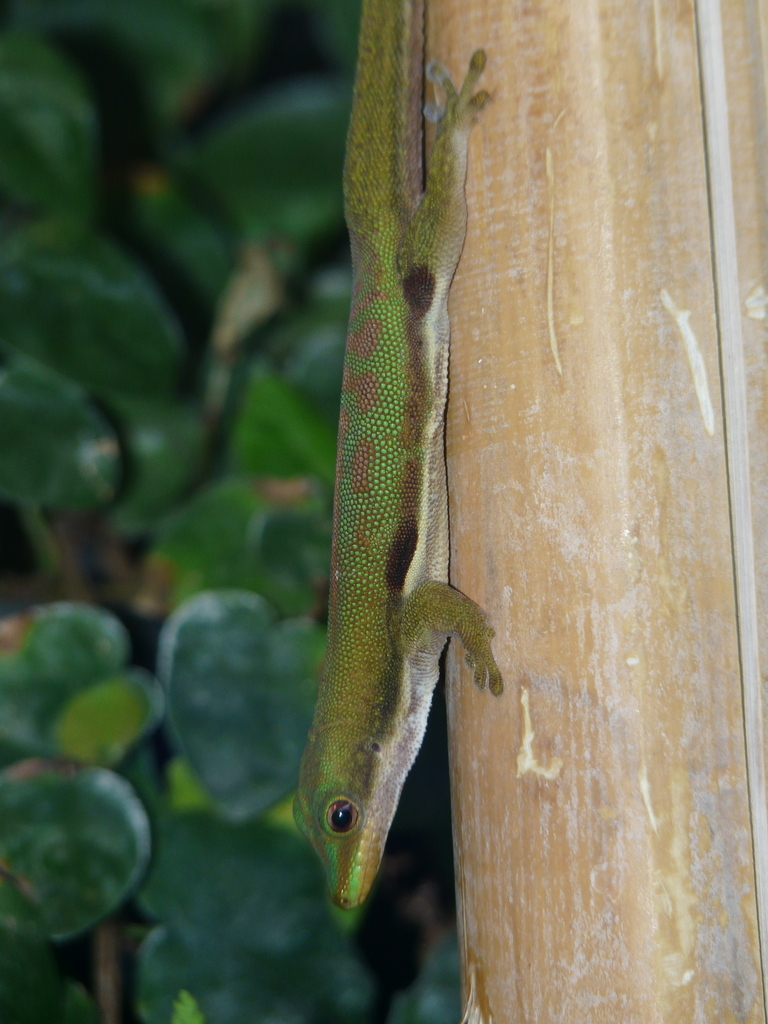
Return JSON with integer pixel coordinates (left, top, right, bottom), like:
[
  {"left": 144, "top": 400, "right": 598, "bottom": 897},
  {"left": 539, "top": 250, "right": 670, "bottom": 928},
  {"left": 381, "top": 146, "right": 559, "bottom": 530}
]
[
  {"left": 425, "top": 50, "right": 490, "bottom": 130},
  {"left": 399, "top": 50, "right": 489, "bottom": 284}
]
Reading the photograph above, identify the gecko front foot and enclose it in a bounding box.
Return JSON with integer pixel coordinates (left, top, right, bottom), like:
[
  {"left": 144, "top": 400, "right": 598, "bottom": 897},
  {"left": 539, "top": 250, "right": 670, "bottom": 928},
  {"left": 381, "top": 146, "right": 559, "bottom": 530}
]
[
  {"left": 464, "top": 625, "right": 504, "bottom": 696},
  {"left": 400, "top": 580, "right": 504, "bottom": 697}
]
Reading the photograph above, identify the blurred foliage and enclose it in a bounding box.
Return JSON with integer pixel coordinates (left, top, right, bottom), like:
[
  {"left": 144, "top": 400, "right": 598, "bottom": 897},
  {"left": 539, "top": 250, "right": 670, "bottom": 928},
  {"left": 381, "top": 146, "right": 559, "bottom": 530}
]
[
  {"left": 159, "top": 591, "right": 325, "bottom": 819},
  {"left": 171, "top": 991, "right": 207, "bottom": 1024},
  {"left": 136, "top": 809, "right": 374, "bottom": 1024},
  {"left": 0, "top": 0, "right": 461, "bottom": 1021},
  {"left": 0, "top": 603, "right": 160, "bottom": 767},
  {"left": 0, "top": 762, "right": 150, "bottom": 938},
  {"left": 387, "top": 936, "right": 461, "bottom": 1024}
]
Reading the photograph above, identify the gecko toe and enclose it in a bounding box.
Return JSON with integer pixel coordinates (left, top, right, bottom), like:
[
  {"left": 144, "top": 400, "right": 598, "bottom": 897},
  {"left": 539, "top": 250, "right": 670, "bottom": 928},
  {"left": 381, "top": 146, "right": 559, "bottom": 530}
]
[
  {"left": 426, "top": 59, "right": 455, "bottom": 97},
  {"left": 467, "top": 90, "right": 490, "bottom": 117},
  {"left": 488, "top": 667, "right": 503, "bottom": 697},
  {"left": 462, "top": 50, "right": 487, "bottom": 94}
]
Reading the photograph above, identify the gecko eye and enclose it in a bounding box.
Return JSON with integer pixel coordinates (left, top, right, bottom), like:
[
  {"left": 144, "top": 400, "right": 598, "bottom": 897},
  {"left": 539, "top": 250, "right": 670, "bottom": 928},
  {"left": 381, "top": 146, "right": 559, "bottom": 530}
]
[{"left": 326, "top": 799, "right": 359, "bottom": 834}]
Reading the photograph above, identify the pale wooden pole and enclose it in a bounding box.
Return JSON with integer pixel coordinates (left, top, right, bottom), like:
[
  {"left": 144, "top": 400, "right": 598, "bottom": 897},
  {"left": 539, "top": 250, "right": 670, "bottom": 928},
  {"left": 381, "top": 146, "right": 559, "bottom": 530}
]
[
  {"left": 718, "top": 0, "right": 768, "bottom": 967},
  {"left": 431, "top": 0, "right": 768, "bottom": 1018}
]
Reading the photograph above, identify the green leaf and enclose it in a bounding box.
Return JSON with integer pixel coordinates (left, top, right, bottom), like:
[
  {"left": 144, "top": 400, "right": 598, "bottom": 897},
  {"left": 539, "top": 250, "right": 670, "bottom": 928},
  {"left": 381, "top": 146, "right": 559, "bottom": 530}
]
[
  {"left": 0, "top": 880, "right": 64, "bottom": 1023},
  {"left": 158, "top": 591, "right": 323, "bottom": 819},
  {"left": 171, "top": 989, "right": 207, "bottom": 1024},
  {"left": 62, "top": 981, "right": 99, "bottom": 1024},
  {"left": 150, "top": 478, "right": 269, "bottom": 607},
  {"left": 0, "top": 222, "right": 183, "bottom": 401},
  {"left": 0, "top": 359, "right": 120, "bottom": 509},
  {"left": 177, "top": 81, "right": 349, "bottom": 249},
  {"left": 137, "top": 811, "right": 373, "bottom": 1024},
  {"left": 250, "top": 503, "right": 331, "bottom": 614},
  {"left": 307, "top": 0, "right": 362, "bottom": 71},
  {"left": 0, "top": 31, "right": 97, "bottom": 217},
  {"left": 55, "top": 668, "right": 163, "bottom": 766},
  {"left": 0, "top": 763, "right": 151, "bottom": 939},
  {"left": 0, "top": 603, "right": 160, "bottom": 768},
  {"left": 231, "top": 365, "right": 337, "bottom": 484},
  {"left": 268, "top": 289, "right": 349, "bottom": 423},
  {"left": 10, "top": 0, "right": 219, "bottom": 128},
  {"left": 127, "top": 170, "right": 232, "bottom": 306},
  {"left": 151, "top": 477, "right": 329, "bottom": 616},
  {"left": 109, "top": 397, "right": 205, "bottom": 535},
  {"left": 4, "top": 602, "right": 127, "bottom": 667},
  {"left": 192, "top": 0, "right": 274, "bottom": 76},
  {"left": 164, "top": 756, "right": 214, "bottom": 814},
  {"left": 386, "top": 935, "right": 461, "bottom": 1024}
]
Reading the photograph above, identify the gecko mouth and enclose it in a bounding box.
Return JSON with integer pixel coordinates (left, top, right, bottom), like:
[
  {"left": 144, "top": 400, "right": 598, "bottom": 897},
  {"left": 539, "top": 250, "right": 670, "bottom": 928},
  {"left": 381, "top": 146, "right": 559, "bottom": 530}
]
[{"left": 332, "top": 821, "right": 386, "bottom": 908}]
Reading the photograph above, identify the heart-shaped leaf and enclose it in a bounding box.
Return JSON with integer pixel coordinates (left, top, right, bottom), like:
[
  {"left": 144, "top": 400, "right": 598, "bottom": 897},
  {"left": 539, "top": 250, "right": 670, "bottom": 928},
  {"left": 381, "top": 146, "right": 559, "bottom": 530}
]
[
  {"left": 158, "top": 591, "right": 323, "bottom": 819},
  {"left": 0, "top": 359, "right": 120, "bottom": 509},
  {"left": 137, "top": 811, "right": 373, "bottom": 1024},
  {"left": 177, "top": 82, "right": 348, "bottom": 250},
  {"left": 151, "top": 477, "right": 330, "bottom": 616},
  {"left": 0, "top": 32, "right": 97, "bottom": 218},
  {"left": 10, "top": 0, "right": 218, "bottom": 128},
  {"left": 0, "top": 222, "right": 183, "bottom": 401},
  {"left": 0, "top": 762, "right": 151, "bottom": 939},
  {"left": 0, "top": 603, "right": 161, "bottom": 768},
  {"left": 109, "top": 397, "right": 205, "bottom": 535}
]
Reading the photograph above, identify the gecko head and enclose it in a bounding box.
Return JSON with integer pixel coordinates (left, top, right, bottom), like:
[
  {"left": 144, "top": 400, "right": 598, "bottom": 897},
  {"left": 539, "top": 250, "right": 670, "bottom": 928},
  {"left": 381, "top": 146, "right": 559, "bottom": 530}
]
[{"left": 293, "top": 722, "right": 398, "bottom": 909}]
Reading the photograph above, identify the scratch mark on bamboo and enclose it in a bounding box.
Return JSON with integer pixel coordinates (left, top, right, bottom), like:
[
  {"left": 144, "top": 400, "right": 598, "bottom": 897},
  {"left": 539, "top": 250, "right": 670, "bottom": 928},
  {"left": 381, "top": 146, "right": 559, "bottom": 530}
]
[
  {"left": 639, "top": 763, "right": 660, "bottom": 833},
  {"left": 553, "top": 107, "right": 568, "bottom": 130},
  {"left": 660, "top": 289, "right": 716, "bottom": 436},
  {"left": 653, "top": 0, "right": 664, "bottom": 81},
  {"left": 745, "top": 283, "right": 768, "bottom": 319},
  {"left": 516, "top": 688, "right": 562, "bottom": 779},
  {"left": 656, "top": 874, "right": 674, "bottom": 916},
  {"left": 545, "top": 148, "right": 562, "bottom": 375}
]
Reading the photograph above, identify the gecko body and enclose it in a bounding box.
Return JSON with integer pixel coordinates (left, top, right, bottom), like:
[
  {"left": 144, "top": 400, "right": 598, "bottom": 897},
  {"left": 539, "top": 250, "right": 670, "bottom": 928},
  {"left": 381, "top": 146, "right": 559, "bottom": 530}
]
[{"left": 294, "top": 0, "right": 502, "bottom": 909}]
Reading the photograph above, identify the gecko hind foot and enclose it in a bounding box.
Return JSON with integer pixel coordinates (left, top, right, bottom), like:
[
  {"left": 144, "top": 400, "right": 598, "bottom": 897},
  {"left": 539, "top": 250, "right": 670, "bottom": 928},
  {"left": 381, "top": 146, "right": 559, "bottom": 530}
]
[{"left": 425, "top": 50, "right": 490, "bottom": 131}]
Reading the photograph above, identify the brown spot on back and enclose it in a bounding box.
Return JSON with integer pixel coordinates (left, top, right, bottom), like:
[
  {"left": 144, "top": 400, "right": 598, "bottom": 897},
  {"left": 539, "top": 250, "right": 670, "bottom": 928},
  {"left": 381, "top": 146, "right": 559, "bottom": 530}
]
[
  {"left": 349, "top": 238, "right": 386, "bottom": 311},
  {"left": 400, "top": 296, "right": 431, "bottom": 451},
  {"left": 402, "top": 459, "right": 420, "bottom": 500},
  {"left": 403, "top": 265, "right": 435, "bottom": 318},
  {"left": 349, "top": 370, "right": 380, "bottom": 413},
  {"left": 401, "top": 392, "right": 422, "bottom": 448},
  {"left": 338, "top": 406, "right": 350, "bottom": 446},
  {"left": 348, "top": 318, "right": 381, "bottom": 358},
  {"left": 355, "top": 515, "right": 371, "bottom": 548},
  {"left": 350, "top": 279, "right": 387, "bottom": 320},
  {"left": 350, "top": 439, "right": 374, "bottom": 494},
  {"left": 386, "top": 517, "right": 419, "bottom": 591}
]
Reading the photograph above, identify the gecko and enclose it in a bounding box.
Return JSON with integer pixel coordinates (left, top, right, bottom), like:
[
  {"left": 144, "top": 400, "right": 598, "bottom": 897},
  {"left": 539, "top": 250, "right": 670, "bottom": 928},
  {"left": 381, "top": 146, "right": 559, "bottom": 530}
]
[{"left": 293, "top": 0, "right": 503, "bottom": 909}]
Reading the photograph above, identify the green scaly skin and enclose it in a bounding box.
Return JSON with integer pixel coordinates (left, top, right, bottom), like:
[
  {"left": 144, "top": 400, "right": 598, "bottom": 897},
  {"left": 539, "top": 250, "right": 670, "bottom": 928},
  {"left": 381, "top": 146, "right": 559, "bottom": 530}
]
[{"left": 294, "top": 0, "right": 502, "bottom": 909}]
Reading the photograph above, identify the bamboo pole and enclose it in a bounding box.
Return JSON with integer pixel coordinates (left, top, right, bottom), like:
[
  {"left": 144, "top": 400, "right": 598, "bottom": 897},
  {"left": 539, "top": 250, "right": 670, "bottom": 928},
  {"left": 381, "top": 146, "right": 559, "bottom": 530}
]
[
  {"left": 719, "top": 0, "right": 768, "bottom": 964},
  {"left": 432, "top": 0, "right": 768, "bottom": 1019}
]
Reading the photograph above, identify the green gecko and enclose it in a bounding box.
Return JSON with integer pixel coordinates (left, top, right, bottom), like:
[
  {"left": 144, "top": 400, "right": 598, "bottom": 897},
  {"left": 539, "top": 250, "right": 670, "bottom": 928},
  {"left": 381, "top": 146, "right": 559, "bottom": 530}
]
[{"left": 294, "top": 0, "right": 502, "bottom": 909}]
